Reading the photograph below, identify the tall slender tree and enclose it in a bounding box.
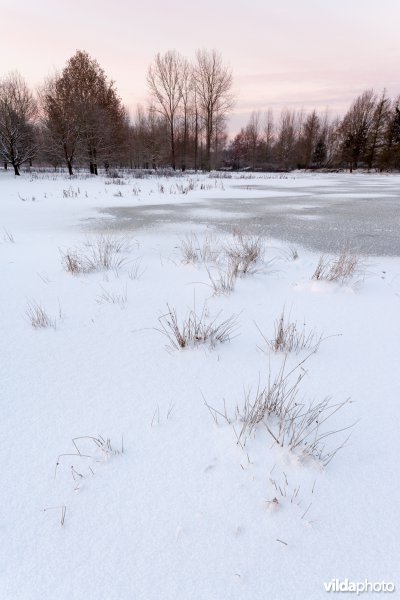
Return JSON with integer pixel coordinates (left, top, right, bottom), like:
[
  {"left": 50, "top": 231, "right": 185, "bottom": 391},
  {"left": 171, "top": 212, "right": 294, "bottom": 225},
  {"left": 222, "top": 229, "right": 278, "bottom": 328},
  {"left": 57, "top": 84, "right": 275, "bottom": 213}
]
[
  {"left": 147, "top": 51, "right": 184, "bottom": 170},
  {"left": 194, "top": 49, "right": 234, "bottom": 170},
  {"left": 0, "top": 72, "right": 37, "bottom": 175},
  {"left": 40, "top": 74, "right": 81, "bottom": 175},
  {"left": 299, "top": 110, "right": 320, "bottom": 168},
  {"left": 339, "top": 89, "right": 376, "bottom": 171},
  {"left": 177, "top": 57, "right": 193, "bottom": 171}
]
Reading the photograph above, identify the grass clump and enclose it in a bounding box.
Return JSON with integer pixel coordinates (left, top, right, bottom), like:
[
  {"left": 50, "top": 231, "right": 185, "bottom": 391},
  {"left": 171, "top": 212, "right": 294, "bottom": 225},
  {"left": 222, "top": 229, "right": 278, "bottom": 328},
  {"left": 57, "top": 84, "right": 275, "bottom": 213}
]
[
  {"left": 3, "top": 228, "right": 15, "bottom": 243},
  {"left": 157, "top": 302, "right": 239, "bottom": 350},
  {"left": 258, "top": 311, "right": 323, "bottom": 354},
  {"left": 224, "top": 233, "right": 264, "bottom": 276},
  {"left": 179, "top": 232, "right": 221, "bottom": 264},
  {"left": 206, "top": 354, "right": 355, "bottom": 467},
  {"left": 206, "top": 262, "right": 237, "bottom": 295},
  {"left": 60, "top": 234, "right": 129, "bottom": 275},
  {"left": 312, "top": 247, "right": 362, "bottom": 284},
  {"left": 25, "top": 300, "right": 57, "bottom": 329}
]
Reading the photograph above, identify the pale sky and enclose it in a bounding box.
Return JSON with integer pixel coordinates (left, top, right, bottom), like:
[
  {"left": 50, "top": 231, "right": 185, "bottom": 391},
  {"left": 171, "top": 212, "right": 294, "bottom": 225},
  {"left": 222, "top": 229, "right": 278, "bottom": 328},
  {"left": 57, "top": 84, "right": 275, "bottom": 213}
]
[{"left": 1, "top": 0, "right": 399, "bottom": 135}]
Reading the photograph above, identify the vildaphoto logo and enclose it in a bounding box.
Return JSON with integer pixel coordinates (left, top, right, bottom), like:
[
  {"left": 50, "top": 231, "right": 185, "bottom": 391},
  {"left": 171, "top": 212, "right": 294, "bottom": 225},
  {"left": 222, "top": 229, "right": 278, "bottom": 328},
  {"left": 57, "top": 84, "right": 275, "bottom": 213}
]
[{"left": 323, "top": 579, "right": 395, "bottom": 595}]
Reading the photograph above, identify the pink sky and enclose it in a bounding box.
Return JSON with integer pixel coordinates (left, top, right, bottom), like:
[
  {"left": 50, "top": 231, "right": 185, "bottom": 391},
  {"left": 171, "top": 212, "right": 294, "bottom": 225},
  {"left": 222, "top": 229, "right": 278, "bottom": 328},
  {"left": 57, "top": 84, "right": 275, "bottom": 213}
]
[{"left": 1, "top": 0, "right": 399, "bottom": 135}]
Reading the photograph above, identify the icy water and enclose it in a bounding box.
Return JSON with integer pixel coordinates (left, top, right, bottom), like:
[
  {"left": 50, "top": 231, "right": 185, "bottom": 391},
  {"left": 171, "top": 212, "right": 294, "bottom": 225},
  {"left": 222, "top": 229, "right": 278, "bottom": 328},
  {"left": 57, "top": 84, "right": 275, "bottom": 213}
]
[{"left": 98, "top": 176, "right": 400, "bottom": 256}]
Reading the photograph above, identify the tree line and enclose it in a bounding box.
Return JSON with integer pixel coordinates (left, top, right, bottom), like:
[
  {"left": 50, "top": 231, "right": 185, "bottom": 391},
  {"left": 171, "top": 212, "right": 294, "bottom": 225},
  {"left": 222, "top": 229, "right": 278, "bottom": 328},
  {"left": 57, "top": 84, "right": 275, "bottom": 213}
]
[
  {"left": 229, "top": 91, "right": 400, "bottom": 172},
  {"left": 0, "top": 49, "right": 399, "bottom": 175}
]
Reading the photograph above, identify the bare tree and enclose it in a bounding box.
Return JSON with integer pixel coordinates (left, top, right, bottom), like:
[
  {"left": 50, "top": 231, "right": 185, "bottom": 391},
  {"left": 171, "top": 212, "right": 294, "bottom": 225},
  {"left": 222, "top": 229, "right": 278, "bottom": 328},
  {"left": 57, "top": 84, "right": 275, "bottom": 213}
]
[
  {"left": 246, "top": 111, "right": 262, "bottom": 170},
  {"left": 177, "top": 57, "right": 193, "bottom": 171},
  {"left": 275, "top": 109, "right": 296, "bottom": 169},
  {"left": 0, "top": 72, "right": 37, "bottom": 175},
  {"left": 194, "top": 49, "right": 234, "bottom": 170},
  {"left": 263, "top": 109, "right": 275, "bottom": 164},
  {"left": 129, "top": 104, "right": 169, "bottom": 169},
  {"left": 147, "top": 51, "right": 184, "bottom": 170},
  {"left": 143, "top": 104, "right": 168, "bottom": 169},
  {"left": 365, "top": 90, "right": 390, "bottom": 170},
  {"left": 339, "top": 89, "right": 376, "bottom": 172},
  {"left": 39, "top": 74, "right": 81, "bottom": 175},
  {"left": 380, "top": 97, "right": 400, "bottom": 171},
  {"left": 299, "top": 110, "right": 320, "bottom": 168}
]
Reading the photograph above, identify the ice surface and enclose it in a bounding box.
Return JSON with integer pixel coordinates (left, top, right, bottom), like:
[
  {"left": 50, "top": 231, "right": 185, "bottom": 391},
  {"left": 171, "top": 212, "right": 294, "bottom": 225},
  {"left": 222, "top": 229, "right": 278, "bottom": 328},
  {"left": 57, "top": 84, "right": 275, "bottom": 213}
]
[{"left": 98, "top": 174, "right": 400, "bottom": 256}]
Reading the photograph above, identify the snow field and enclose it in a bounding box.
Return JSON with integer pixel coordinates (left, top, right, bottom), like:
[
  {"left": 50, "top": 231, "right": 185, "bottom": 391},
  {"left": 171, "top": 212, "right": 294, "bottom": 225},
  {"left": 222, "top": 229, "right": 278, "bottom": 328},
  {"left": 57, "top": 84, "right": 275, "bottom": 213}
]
[{"left": 1, "top": 171, "right": 399, "bottom": 599}]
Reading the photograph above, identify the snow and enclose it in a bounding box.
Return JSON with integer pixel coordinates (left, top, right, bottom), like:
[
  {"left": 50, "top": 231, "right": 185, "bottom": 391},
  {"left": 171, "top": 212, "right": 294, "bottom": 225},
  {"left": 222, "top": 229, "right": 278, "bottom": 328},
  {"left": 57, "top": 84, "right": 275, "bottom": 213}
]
[{"left": 1, "top": 170, "right": 399, "bottom": 599}]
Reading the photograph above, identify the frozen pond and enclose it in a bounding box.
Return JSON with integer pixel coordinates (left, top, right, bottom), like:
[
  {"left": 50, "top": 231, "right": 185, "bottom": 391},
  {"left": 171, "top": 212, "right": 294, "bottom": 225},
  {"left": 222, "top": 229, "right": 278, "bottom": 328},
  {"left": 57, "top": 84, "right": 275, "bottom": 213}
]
[{"left": 98, "top": 175, "right": 400, "bottom": 255}]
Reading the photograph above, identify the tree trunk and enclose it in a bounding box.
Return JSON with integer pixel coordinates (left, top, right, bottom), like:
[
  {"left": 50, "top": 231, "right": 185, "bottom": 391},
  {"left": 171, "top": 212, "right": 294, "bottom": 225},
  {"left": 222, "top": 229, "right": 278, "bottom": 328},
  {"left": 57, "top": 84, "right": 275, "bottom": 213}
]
[
  {"left": 194, "top": 109, "right": 198, "bottom": 172},
  {"left": 13, "top": 163, "right": 20, "bottom": 176},
  {"left": 206, "top": 133, "right": 212, "bottom": 171},
  {"left": 64, "top": 144, "right": 74, "bottom": 176},
  {"left": 89, "top": 148, "right": 96, "bottom": 174},
  {"left": 4, "top": 162, "right": 7, "bottom": 170},
  {"left": 93, "top": 148, "right": 98, "bottom": 175},
  {"left": 182, "top": 110, "right": 187, "bottom": 172},
  {"left": 205, "top": 115, "right": 213, "bottom": 171},
  {"left": 170, "top": 122, "right": 176, "bottom": 170}
]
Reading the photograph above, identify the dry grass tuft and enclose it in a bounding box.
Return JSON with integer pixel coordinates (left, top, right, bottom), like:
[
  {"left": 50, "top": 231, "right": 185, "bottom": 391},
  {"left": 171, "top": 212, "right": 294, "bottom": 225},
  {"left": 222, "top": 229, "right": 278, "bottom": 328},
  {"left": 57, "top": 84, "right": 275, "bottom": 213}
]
[
  {"left": 96, "top": 284, "right": 128, "bottom": 308},
  {"left": 60, "top": 234, "right": 129, "bottom": 275},
  {"left": 179, "top": 232, "right": 221, "bottom": 264},
  {"left": 259, "top": 311, "right": 323, "bottom": 354},
  {"left": 312, "top": 247, "right": 362, "bottom": 284},
  {"left": 157, "top": 302, "right": 239, "bottom": 350},
  {"left": 25, "top": 300, "right": 57, "bottom": 329},
  {"left": 236, "top": 356, "right": 354, "bottom": 466},
  {"left": 128, "top": 257, "right": 145, "bottom": 280},
  {"left": 205, "top": 353, "right": 355, "bottom": 467},
  {"left": 206, "top": 262, "right": 237, "bottom": 295},
  {"left": 224, "top": 234, "right": 264, "bottom": 276},
  {"left": 3, "top": 228, "right": 15, "bottom": 243}
]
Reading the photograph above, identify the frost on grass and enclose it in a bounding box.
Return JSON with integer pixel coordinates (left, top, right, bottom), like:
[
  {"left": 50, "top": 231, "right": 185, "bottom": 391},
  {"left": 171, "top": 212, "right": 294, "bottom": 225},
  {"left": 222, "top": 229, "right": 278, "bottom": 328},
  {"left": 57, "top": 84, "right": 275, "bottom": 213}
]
[
  {"left": 157, "top": 302, "right": 239, "bottom": 350},
  {"left": 60, "top": 234, "right": 130, "bottom": 275}
]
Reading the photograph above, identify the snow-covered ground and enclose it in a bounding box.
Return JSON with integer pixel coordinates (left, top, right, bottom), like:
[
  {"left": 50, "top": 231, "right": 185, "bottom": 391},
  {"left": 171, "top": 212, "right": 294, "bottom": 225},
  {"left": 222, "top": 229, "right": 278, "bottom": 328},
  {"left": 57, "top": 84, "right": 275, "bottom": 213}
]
[{"left": 1, "top": 171, "right": 399, "bottom": 599}]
